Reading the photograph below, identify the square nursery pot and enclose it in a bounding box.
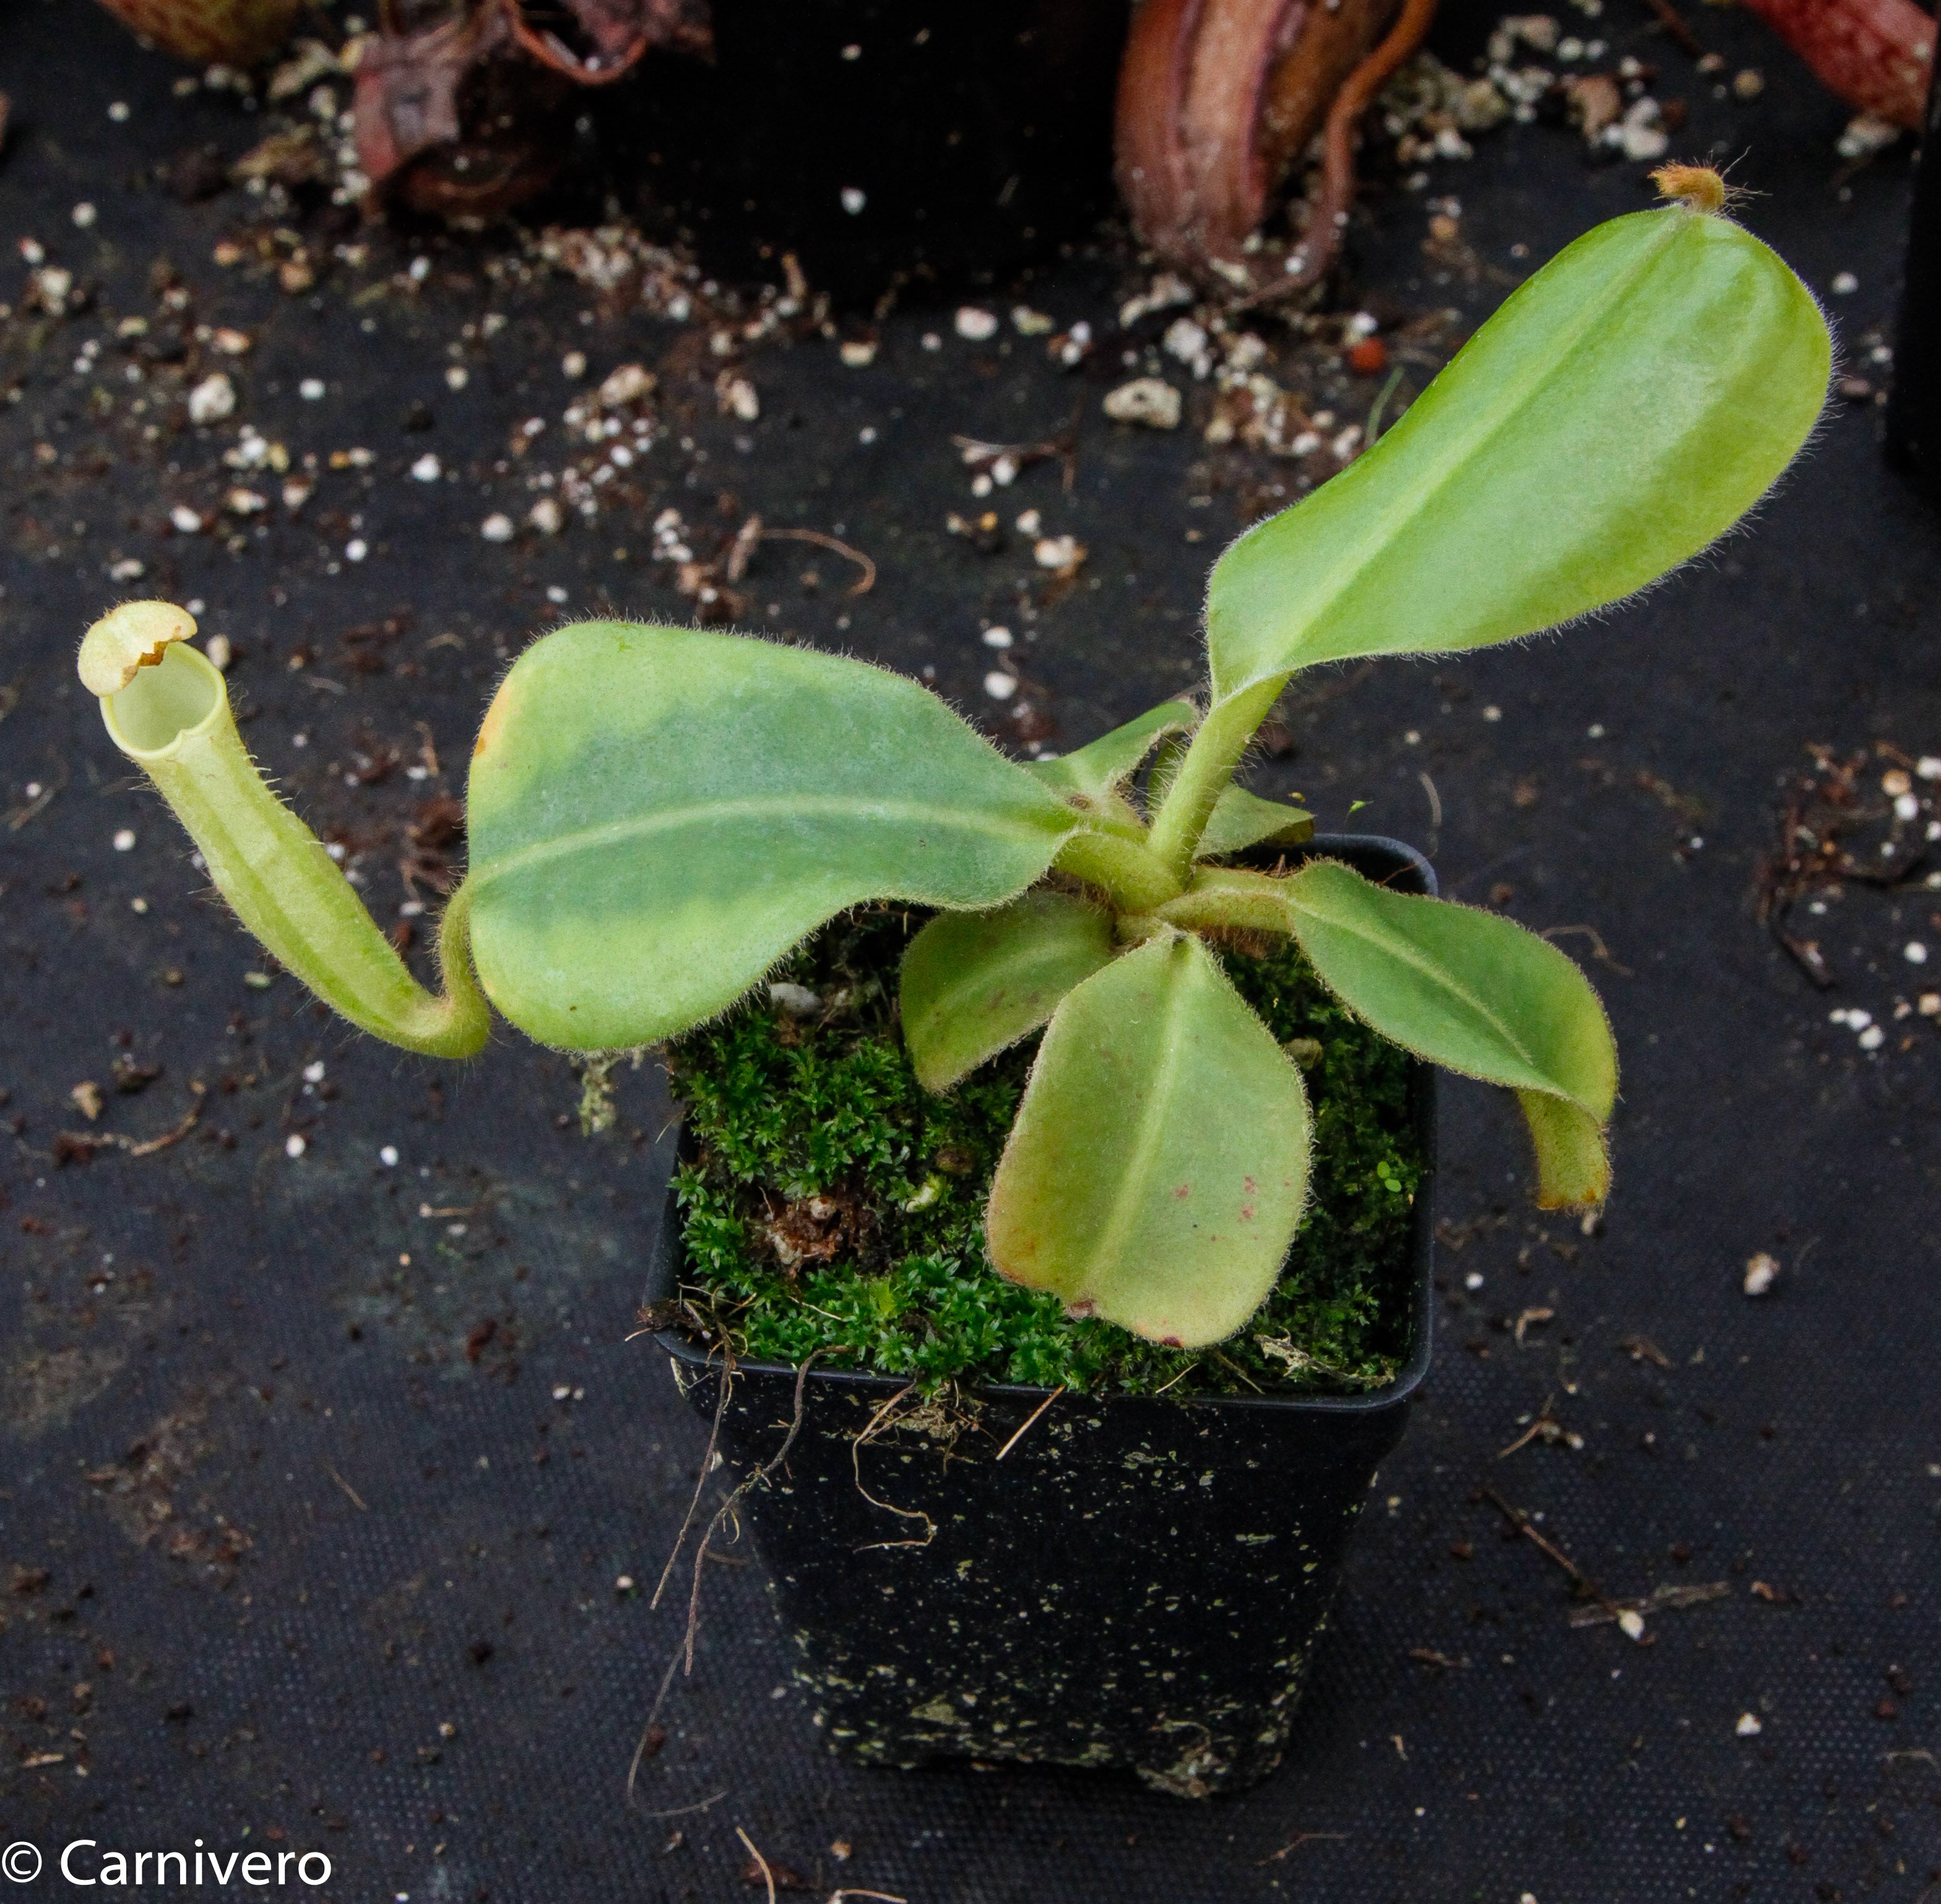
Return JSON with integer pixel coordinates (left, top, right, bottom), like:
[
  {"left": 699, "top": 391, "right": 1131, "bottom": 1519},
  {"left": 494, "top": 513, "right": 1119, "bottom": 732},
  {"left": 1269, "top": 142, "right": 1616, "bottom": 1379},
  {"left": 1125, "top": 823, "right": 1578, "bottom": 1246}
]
[
  {"left": 647, "top": 836, "right": 1437, "bottom": 1798},
  {"left": 610, "top": 0, "right": 1130, "bottom": 298}
]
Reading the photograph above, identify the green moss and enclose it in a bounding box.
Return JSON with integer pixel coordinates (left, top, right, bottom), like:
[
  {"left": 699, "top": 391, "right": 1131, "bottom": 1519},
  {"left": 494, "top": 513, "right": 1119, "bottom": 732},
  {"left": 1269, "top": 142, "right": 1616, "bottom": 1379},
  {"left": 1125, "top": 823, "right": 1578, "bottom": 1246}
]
[{"left": 665, "top": 906, "right": 1423, "bottom": 1398}]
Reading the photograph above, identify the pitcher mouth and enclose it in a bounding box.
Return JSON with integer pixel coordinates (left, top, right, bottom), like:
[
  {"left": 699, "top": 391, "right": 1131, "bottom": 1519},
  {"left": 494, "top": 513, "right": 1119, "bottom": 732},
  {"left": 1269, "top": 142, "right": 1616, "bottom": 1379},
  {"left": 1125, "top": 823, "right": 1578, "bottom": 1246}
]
[
  {"left": 101, "top": 636, "right": 225, "bottom": 761},
  {"left": 79, "top": 601, "right": 223, "bottom": 761}
]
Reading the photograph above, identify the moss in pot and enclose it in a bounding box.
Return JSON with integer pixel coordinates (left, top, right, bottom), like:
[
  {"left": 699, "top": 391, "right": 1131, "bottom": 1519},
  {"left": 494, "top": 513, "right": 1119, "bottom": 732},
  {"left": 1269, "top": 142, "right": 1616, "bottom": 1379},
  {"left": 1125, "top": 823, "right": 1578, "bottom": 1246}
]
[
  {"left": 665, "top": 891, "right": 1426, "bottom": 1397},
  {"left": 77, "top": 170, "right": 1828, "bottom": 1793}
]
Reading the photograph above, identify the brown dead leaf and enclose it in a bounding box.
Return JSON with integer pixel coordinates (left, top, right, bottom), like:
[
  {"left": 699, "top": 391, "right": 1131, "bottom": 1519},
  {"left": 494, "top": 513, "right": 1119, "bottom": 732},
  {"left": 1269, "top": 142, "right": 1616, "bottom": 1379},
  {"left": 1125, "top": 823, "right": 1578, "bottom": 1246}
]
[{"left": 354, "top": 0, "right": 711, "bottom": 217}]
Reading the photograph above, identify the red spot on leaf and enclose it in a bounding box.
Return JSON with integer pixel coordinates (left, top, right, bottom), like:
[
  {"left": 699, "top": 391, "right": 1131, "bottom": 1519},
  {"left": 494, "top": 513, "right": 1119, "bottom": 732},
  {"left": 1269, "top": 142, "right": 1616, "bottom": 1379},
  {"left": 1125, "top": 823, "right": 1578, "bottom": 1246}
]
[{"left": 1173, "top": 1183, "right": 1191, "bottom": 1198}]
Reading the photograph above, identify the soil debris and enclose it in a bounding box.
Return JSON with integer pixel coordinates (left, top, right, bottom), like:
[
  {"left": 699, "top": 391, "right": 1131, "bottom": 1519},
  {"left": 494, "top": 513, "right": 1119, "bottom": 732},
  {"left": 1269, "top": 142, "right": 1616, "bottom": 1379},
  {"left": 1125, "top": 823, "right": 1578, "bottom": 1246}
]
[
  {"left": 1567, "top": 1580, "right": 1731, "bottom": 1629},
  {"left": 735, "top": 1825, "right": 810, "bottom": 1892},
  {"left": 55, "top": 1083, "right": 207, "bottom": 1164},
  {"left": 1758, "top": 743, "right": 1939, "bottom": 995},
  {"left": 85, "top": 1395, "right": 253, "bottom": 1587}
]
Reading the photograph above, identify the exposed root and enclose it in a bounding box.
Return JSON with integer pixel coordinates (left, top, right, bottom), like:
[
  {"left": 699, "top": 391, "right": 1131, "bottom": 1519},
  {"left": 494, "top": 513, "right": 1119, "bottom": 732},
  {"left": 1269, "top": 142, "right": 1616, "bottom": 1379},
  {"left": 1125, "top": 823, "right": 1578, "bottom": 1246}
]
[
  {"left": 850, "top": 1383, "right": 939, "bottom": 1549},
  {"left": 679, "top": 1351, "right": 822, "bottom": 1668},
  {"left": 631, "top": 1348, "right": 820, "bottom": 1804},
  {"left": 651, "top": 1343, "right": 737, "bottom": 1614}
]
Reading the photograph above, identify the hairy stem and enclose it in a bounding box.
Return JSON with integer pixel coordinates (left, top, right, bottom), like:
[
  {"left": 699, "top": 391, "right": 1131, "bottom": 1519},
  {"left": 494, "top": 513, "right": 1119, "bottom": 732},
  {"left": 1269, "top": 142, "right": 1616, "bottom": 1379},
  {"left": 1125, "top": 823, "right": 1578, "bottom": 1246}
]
[
  {"left": 81, "top": 604, "right": 490, "bottom": 1059},
  {"left": 1154, "top": 864, "right": 1300, "bottom": 937},
  {"left": 1146, "top": 677, "right": 1285, "bottom": 878},
  {"left": 423, "top": 883, "right": 491, "bottom": 1056},
  {"left": 1053, "top": 826, "right": 1187, "bottom": 912}
]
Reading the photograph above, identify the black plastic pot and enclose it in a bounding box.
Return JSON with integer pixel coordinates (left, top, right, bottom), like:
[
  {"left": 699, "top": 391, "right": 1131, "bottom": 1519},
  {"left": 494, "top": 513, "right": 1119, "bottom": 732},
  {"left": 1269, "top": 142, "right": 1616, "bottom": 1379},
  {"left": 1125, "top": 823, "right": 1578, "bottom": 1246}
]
[
  {"left": 647, "top": 836, "right": 1437, "bottom": 1796},
  {"left": 610, "top": 0, "right": 1131, "bottom": 300}
]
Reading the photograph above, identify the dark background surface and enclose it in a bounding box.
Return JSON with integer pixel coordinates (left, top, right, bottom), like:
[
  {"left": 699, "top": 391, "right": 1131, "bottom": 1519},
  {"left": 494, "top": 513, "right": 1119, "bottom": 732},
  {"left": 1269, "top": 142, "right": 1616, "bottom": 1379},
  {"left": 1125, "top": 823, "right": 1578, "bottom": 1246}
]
[{"left": 2, "top": 1, "right": 1940, "bottom": 1898}]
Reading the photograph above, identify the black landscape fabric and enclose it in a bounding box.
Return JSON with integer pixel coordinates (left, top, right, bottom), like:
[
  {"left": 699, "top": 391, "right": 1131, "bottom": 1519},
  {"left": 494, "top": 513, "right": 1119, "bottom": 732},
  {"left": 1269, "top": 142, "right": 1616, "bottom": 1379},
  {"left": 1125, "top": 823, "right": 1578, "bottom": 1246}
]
[{"left": 2, "top": 2, "right": 1939, "bottom": 1899}]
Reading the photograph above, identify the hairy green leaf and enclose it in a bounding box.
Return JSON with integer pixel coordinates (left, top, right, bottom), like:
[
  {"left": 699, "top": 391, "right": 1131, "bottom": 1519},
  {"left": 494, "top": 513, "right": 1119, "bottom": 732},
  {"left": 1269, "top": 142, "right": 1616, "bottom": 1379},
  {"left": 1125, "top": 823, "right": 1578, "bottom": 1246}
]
[
  {"left": 465, "top": 622, "right": 1076, "bottom": 1048},
  {"left": 1280, "top": 860, "right": 1615, "bottom": 1204},
  {"left": 900, "top": 891, "right": 1117, "bottom": 1094},
  {"left": 1195, "top": 784, "right": 1316, "bottom": 860},
  {"left": 986, "top": 933, "right": 1313, "bottom": 1348},
  {"left": 1025, "top": 699, "right": 1197, "bottom": 802},
  {"left": 1207, "top": 202, "right": 1830, "bottom": 699}
]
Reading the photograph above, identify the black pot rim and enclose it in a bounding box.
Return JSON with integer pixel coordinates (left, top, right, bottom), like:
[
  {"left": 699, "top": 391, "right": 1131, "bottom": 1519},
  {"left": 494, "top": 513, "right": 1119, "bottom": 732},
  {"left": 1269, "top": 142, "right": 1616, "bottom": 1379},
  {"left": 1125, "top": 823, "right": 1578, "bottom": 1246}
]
[{"left": 649, "top": 833, "right": 1438, "bottom": 1421}]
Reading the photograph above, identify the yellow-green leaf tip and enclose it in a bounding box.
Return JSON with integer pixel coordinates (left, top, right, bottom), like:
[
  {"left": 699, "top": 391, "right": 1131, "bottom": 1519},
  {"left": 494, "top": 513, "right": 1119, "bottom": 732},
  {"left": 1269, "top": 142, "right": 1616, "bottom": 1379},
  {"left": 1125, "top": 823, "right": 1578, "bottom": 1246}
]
[{"left": 79, "top": 601, "right": 199, "bottom": 699}]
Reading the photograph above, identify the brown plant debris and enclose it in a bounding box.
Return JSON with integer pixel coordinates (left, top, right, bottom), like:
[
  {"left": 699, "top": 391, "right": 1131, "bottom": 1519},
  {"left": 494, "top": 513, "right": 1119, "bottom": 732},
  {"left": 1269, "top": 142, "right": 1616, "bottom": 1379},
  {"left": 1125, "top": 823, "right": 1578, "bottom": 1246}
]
[
  {"left": 1258, "top": 1830, "right": 1349, "bottom": 1865},
  {"left": 754, "top": 1184, "right": 871, "bottom": 1274},
  {"left": 86, "top": 1395, "right": 253, "bottom": 1586},
  {"left": 1618, "top": 1333, "right": 1673, "bottom": 1369},
  {"left": 735, "top": 1827, "right": 811, "bottom": 1893},
  {"left": 1645, "top": 0, "right": 1706, "bottom": 59},
  {"left": 1512, "top": 1304, "right": 1554, "bottom": 1346},
  {"left": 993, "top": 1385, "right": 1065, "bottom": 1461},
  {"left": 1482, "top": 1486, "right": 1627, "bottom": 1623},
  {"left": 725, "top": 517, "right": 876, "bottom": 597},
  {"left": 1497, "top": 1396, "right": 1581, "bottom": 1457},
  {"left": 353, "top": 0, "right": 711, "bottom": 218},
  {"left": 1567, "top": 1580, "right": 1731, "bottom": 1629},
  {"left": 54, "top": 1083, "right": 206, "bottom": 1165},
  {"left": 1758, "top": 743, "right": 1937, "bottom": 989}
]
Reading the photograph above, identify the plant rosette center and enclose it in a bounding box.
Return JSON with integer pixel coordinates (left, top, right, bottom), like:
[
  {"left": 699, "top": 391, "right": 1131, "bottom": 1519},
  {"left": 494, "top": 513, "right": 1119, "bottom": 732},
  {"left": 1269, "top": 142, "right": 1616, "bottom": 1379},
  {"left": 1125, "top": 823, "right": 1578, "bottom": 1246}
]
[{"left": 665, "top": 899, "right": 1425, "bottom": 1397}]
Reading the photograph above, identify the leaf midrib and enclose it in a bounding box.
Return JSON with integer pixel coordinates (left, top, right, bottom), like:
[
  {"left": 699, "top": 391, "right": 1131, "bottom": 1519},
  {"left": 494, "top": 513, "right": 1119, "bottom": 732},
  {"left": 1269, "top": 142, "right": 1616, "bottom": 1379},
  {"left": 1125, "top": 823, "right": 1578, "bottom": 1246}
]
[
  {"left": 470, "top": 790, "right": 1071, "bottom": 890},
  {"left": 1214, "top": 213, "right": 1686, "bottom": 696},
  {"left": 1286, "top": 882, "right": 1580, "bottom": 1104},
  {"left": 914, "top": 924, "right": 1092, "bottom": 1053},
  {"left": 1081, "top": 941, "right": 1195, "bottom": 1302}
]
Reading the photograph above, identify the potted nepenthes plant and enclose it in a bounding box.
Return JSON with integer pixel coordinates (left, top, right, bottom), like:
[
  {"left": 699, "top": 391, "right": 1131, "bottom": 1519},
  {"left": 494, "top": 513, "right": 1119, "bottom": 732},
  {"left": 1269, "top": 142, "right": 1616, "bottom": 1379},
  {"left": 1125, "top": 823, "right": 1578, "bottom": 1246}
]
[{"left": 79, "top": 171, "right": 1826, "bottom": 1795}]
